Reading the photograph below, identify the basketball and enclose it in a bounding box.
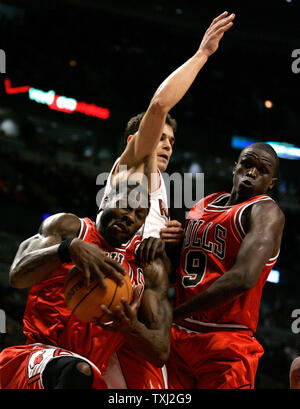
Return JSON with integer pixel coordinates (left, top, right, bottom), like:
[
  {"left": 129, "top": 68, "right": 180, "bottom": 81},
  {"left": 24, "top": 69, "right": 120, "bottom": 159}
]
[{"left": 64, "top": 265, "right": 133, "bottom": 324}]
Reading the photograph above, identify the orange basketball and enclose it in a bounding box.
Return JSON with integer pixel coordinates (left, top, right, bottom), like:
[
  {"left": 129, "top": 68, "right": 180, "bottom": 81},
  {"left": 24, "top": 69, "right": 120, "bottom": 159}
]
[{"left": 64, "top": 266, "right": 132, "bottom": 325}]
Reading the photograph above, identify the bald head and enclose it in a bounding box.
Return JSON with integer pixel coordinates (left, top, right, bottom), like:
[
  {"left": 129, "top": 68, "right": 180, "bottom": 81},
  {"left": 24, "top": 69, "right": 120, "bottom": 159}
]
[{"left": 240, "top": 143, "right": 279, "bottom": 176}]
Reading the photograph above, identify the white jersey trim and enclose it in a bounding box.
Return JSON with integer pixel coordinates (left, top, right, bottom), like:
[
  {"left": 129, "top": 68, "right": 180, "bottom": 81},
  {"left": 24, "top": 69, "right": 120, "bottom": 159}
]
[
  {"left": 205, "top": 193, "right": 231, "bottom": 212},
  {"left": 173, "top": 323, "right": 203, "bottom": 334},
  {"left": 233, "top": 196, "right": 273, "bottom": 241},
  {"left": 78, "top": 218, "right": 89, "bottom": 241},
  {"left": 184, "top": 317, "right": 250, "bottom": 330},
  {"left": 265, "top": 249, "right": 280, "bottom": 266},
  {"left": 27, "top": 343, "right": 102, "bottom": 389}
]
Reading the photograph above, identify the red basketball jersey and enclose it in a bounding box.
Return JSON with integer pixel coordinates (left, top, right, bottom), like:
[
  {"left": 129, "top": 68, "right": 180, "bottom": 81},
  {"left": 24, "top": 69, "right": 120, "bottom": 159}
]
[
  {"left": 23, "top": 217, "right": 144, "bottom": 373},
  {"left": 174, "top": 192, "right": 279, "bottom": 333}
]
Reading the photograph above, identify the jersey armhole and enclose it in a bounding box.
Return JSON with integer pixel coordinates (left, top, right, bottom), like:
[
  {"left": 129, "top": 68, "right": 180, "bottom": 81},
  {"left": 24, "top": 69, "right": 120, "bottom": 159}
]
[
  {"left": 77, "top": 218, "right": 89, "bottom": 241},
  {"left": 233, "top": 196, "right": 275, "bottom": 241}
]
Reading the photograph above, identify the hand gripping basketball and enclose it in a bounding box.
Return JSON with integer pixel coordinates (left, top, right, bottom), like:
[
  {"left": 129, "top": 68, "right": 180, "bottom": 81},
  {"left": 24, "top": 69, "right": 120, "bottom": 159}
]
[
  {"left": 64, "top": 265, "right": 133, "bottom": 325},
  {"left": 68, "top": 238, "right": 126, "bottom": 288}
]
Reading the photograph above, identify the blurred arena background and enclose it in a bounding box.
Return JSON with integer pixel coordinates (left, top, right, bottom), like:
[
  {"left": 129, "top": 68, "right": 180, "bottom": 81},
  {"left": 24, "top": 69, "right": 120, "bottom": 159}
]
[{"left": 0, "top": 0, "right": 300, "bottom": 388}]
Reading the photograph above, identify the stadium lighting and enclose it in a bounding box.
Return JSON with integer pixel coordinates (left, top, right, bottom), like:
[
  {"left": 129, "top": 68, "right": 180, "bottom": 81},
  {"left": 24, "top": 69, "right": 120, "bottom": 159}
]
[
  {"left": 231, "top": 135, "right": 300, "bottom": 160},
  {"left": 264, "top": 100, "right": 273, "bottom": 109},
  {"left": 267, "top": 269, "right": 280, "bottom": 284},
  {"left": 4, "top": 78, "right": 110, "bottom": 120}
]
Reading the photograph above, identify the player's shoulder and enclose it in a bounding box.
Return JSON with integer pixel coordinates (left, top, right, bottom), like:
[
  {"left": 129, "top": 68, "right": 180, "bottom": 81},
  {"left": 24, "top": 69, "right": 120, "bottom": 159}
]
[
  {"left": 252, "top": 197, "right": 284, "bottom": 217},
  {"left": 250, "top": 197, "right": 285, "bottom": 226},
  {"left": 40, "top": 212, "right": 81, "bottom": 237}
]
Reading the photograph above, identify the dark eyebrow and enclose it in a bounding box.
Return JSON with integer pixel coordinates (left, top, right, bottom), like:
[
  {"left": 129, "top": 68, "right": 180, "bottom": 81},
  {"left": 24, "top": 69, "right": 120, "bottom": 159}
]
[{"left": 162, "top": 133, "right": 175, "bottom": 143}]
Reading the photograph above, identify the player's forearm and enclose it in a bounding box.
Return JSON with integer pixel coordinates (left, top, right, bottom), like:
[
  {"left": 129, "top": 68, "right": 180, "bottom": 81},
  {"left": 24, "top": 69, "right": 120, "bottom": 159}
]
[
  {"left": 174, "top": 269, "right": 248, "bottom": 320},
  {"left": 132, "top": 52, "right": 208, "bottom": 161},
  {"left": 124, "top": 321, "right": 170, "bottom": 367},
  {"left": 152, "top": 50, "right": 208, "bottom": 112},
  {"left": 9, "top": 245, "right": 62, "bottom": 289}
]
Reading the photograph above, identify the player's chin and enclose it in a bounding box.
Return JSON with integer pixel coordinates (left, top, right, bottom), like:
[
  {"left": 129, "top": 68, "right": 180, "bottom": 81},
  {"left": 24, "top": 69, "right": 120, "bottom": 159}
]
[
  {"left": 114, "top": 230, "right": 134, "bottom": 246},
  {"left": 237, "top": 184, "right": 256, "bottom": 199},
  {"left": 103, "top": 229, "right": 123, "bottom": 247},
  {"left": 157, "top": 159, "right": 168, "bottom": 172}
]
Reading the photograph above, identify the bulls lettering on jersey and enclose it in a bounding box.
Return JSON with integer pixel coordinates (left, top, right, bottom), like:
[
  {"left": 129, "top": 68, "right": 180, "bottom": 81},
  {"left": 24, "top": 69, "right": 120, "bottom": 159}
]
[
  {"left": 182, "top": 219, "right": 227, "bottom": 288},
  {"left": 175, "top": 192, "right": 280, "bottom": 333}
]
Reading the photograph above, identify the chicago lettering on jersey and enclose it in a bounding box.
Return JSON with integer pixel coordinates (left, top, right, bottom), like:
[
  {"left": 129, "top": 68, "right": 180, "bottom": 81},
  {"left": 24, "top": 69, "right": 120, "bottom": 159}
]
[
  {"left": 106, "top": 251, "right": 125, "bottom": 265},
  {"left": 183, "top": 219, "right": 227, "bottom": 260}
]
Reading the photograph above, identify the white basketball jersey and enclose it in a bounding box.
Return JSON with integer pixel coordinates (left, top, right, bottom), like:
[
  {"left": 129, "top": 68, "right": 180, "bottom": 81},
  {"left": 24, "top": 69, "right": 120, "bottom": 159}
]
[
  {"left": 98, "top": 157, "right": 170, "bottom": 389},
  {"left": 97, "top": 157, "right": 170, "bottom": 239}
]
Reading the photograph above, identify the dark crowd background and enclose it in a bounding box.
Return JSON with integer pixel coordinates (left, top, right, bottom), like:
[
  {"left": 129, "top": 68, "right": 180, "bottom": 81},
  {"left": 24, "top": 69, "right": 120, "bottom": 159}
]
[{"left": 0, "top": 0, "right": 300, "bottom": 389}]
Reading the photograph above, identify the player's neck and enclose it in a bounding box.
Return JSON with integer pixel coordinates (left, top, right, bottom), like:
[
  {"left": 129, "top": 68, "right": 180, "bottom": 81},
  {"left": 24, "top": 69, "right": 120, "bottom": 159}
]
[{"left": 225, "top": 189, "right": 251, "bottom": 206}]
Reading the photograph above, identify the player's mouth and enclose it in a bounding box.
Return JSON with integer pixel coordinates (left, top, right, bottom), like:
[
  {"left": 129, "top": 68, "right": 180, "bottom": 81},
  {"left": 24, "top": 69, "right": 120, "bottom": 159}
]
[
  {"left": 240, "top": 178, "right": 254, "bottom": 188},
  {"left": 158, "top": 153, "right": 169, "bottom": 162},
  {"left": 112, "top": 222, "right": 129, "bottom": 234}
]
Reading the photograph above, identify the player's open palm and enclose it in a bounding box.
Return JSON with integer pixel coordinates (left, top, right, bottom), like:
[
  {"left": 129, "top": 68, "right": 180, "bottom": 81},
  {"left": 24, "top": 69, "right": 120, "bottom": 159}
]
[{"left": 199, "top": 11, "right": 235, "bottom": 57}]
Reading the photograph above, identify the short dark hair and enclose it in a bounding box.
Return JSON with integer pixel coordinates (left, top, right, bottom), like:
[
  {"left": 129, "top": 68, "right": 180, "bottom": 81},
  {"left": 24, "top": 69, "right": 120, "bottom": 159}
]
[
  {"left": 241, "top": 142, "right": 279, "bottom": 175},
  {"left": 124, "top": 111, "right": 177, "bottom": 142}
]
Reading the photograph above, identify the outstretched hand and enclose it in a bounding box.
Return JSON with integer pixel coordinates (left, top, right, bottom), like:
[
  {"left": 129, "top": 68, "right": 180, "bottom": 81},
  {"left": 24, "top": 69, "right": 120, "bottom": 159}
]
[{"left": 199, "top": 11, "right": 235, "bottom": 57}]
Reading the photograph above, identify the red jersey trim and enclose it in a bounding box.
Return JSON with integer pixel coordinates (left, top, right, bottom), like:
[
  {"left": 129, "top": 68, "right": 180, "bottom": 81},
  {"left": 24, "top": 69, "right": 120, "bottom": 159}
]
[
  {"left": 114, "top": 234, "right": 142, "bottom": 252},
  {"left": 205, "top": 193, "right": 231, "bottom": 211},
  {"left": 27, "top": 373, "right": 41, "bottom": 385}
]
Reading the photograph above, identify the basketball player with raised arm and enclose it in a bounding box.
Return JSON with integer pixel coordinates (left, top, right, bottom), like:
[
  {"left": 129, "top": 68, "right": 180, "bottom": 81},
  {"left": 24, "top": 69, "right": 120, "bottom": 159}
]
[
  {"left": 100, "top": 11, "right": 236, "bottom": 389},
  {"left": 0, "top": 182, "right": 172, "bottom": 389},
  {"left": 166, "top": 143, "right": 285, "bottom": 389}
]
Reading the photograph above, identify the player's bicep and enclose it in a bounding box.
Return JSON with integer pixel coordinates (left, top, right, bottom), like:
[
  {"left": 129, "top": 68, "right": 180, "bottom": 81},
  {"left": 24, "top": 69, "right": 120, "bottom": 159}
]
[
  {"left": 11, "top": 213, "right": 81, "bottom": 268},
  {"left": 233, "top": 202, "right": 284, "bottom": 287}
]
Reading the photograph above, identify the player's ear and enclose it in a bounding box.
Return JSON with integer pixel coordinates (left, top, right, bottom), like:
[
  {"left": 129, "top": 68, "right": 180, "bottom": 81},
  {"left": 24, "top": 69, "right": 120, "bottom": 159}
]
[
  {"left": 127, "top": 134, "right": 134, "bottom": 144},
  {"left": 233, "top": 161, "right": 237, "bottom": 175},
  {"left": 268, "top": 177, "right": 277, "bottom": 190}
]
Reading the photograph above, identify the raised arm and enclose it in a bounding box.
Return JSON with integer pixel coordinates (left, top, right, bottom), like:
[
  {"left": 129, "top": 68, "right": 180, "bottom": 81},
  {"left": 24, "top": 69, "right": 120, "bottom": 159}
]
[
  {"left": 118, "top": 11, "right": 235, "bottom": 171},
  {"left": 174, "top": 200, "right": 285, "bottom": 319},
  {"left": 9, "top": 213, "right": 126, "bottom": 289}
]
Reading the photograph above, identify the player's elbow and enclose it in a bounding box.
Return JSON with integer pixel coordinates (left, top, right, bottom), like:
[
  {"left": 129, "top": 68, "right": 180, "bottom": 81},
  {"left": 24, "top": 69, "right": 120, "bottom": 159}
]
[
  {"left": 240, "top": 276, "right": 257, "bottom": 291},
  {"left": 149, "top": 95, "right": 169, "bottom": 116},
  {"left": 152, "top": 344, "right": 170, "bottom": 368},
  {"left": 9, "top": 265, "right": 30, "bottom": 289},
  {"left": 147, "top": 336, "right": 171, "bottom": 367},
  {"left": 231, "top": 269, "right": 258, "bottom": 292},
  {"left": 9, "top": 269, "right": 22, "bottom": 288}
]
